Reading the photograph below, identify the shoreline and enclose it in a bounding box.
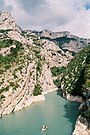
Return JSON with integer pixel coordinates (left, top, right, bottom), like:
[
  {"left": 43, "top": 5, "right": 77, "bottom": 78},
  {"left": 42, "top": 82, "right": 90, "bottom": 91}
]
[
  {"left": 0, "top": 88, "right": 57, "bottom": 117},
  {"left": 1, "top": 88, "right": 84, "bottom": 135},
  {"left": 1, "top": 88, "right": 86, "bottom": 135},
  {"left": 23, "top": 88, "right": 57, "bottom": 108},
  {"left": 72, "top": 116, "right": 90, "bottom": 135},
  {"left": 41, "top": 89, "right": 85, "bottom": 135},
  {"left": 63, "top": 93, "right": 82, "bottom": 103},
  {"left": 42, "top": 88, "right": 57, "bottom": 95}
]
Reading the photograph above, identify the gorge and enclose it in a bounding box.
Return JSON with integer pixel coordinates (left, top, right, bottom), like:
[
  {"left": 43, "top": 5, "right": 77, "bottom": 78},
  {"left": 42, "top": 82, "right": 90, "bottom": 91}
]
[{"left": 0, "top": 11, "right": 90, "bottom": 135}]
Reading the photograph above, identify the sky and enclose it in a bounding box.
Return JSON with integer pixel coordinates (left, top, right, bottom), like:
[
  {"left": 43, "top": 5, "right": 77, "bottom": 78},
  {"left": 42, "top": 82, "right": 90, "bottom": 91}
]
[{"left": 0, "top": 0, "right": 90, "bottom": 38}]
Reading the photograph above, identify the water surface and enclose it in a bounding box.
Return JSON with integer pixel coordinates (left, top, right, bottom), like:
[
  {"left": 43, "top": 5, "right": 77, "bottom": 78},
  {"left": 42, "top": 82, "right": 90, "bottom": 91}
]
[{"left": 0, "top": 91, "right": 80, "bottom": 135}]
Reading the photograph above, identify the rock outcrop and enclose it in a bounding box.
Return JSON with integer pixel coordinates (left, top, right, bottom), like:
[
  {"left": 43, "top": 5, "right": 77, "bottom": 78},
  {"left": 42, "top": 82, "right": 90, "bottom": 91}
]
[
  {"left": 40, "top": 39, "right": 73, "bottom": 67},
  {"left": 33, "top": 30, "right": 88, "bottom": 53},
  {"left": 0, "top": 11, "right": 32, "bottom": 44},
  {"left": 0, "top": 11, "right": 73, "bottom": 116},
  {"left": 73, "top": 116, "right": 90, "bottom": 135},
  {"left": 0, "top": 11, "right": 21, "bottom": 32},
  {"left": 63, "top": 93, "right": 82, "bottom": 102},
  {"left": 0, "top": 14, "right": 89, "bottom": 135}
]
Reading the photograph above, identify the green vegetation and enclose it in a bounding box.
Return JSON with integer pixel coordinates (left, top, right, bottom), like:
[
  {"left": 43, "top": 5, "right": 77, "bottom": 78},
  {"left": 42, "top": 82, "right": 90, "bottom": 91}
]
[
  {"left": 0, "top": 39, "right": 13, "bottom": 48},
  {"left": 4, "top": 64, "right": 11, "bottom": 69},
  {"left": 12, "top": 71, "right": 17, "bottom": 79},
  {"left": 50, "top": 44, "right": 90, "bottom": 128},
  {"left": 53, "top": 79, "right": 61, "bottom": 88},
  {"left": 84, "top": 54, "right": 90, "bottom": 89},
  {"left": 10, "top": 41, "right": 24, "bottom": 56},
  {"left": 36, "top": 60, "right": 42, "bottom": 81},
  {"left": 80, "top": 109, "right": 90, "bottom": 129},
  {"left": 33, "top": 39, "right": 41, "bottom": 46},
  {"left": 9, "top": 82, "right": 15, "bottom": 87},
  {"left": 50, "top": 66, "right": 66, "bottom": 88},
  {"left": 79, "top": 49, "right": 90, "bottom": 129},
  {"left": 0, "top": 40, "right": 23, "bottom": 71},
  {"left": 0, "top": 95, "right": 6, "bottom": 101},
  {"left": 0, "top": 29, "right": 12, "bottom": 33},
  {"left": 33, "top": 83, "right": 42, "bottom": 96},
  {"left": 53, "top": 36, "right": 76, "bottom": 45},
  {"left": 34, "top": 49, "right": 41, "bottom": 59},
  {"left": 51, "top": 66, "right": 66, "bottom": 76},
  {"left": 34, "top": 49, "right": 43, "bottom": 80},
  {"left": 41, "top": 36, "right": 76, "bottom": 45},
  {"left": 21, "top": 31, "right": 27, "bottom": 37},
  {"left": 61, "top": 45, "right": 90, "bottom": 95},
  {"left": 13, "top": 83, "right": 19, "bottom": 90},
  {"left": 36, "top": 60, "right": 42, "bottom": 73},
  {"left": 0, "top": 86, "right": 9, "bottom": 94}
]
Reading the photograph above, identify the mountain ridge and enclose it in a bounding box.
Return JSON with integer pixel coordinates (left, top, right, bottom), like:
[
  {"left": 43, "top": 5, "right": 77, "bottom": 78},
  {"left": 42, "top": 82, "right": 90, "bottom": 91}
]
[
  {"left": 0, "top": 11, "right": 73, "bottom": 116},
  {"left": 0, "top": 10, "right": 90, "bottom": 135}
]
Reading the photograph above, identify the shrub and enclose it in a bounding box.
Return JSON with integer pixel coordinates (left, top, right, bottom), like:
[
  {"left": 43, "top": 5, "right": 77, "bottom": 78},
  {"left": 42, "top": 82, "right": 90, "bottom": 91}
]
[
  {"left": 0, "top": 95, "right": 6, "bottom": 100},
  {"left": 9, "top": 82, "right": 15, "bottom": 87},
  {"left": 80, "top": 110, "right": 90, "bottom": 129},
  {"left": 33, "top": 83, "right": 42, "bottom": 96},
  {"left": 51, "top": 66, "right": 65, "bottom": 76},
  {"left": 13, "top": 83, "right": 19, "bottom": 90},
  {"left": 0, "top": 86, "right": 9, "bottom": 94},
  {"left": 0, "top": 40, "right": 23, "bottom": 72},
  {"left": 54, "top": 79, "right": 61, "bottom": 88},
  {"left": 0, "top": 39, "right": 13, "bottom": 48},
  {"left": 62, "top": 45, "right": 90, "bottom": 95}
]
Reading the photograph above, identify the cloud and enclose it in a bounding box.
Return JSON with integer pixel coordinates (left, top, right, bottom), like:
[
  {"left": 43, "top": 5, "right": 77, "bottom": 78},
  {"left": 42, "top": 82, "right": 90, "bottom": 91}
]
[
  {"left": 3, "top": 0, "right": 29, "bottom": 26},
  {"left": 1, "top": 0, "right": 90, "bottom": 38}
]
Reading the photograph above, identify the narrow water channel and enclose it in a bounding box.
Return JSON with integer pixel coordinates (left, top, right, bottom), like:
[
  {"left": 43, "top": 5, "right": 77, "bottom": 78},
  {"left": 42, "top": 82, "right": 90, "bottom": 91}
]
[{"left": 0, "top": 91, "right": 80, "bottom": 135}]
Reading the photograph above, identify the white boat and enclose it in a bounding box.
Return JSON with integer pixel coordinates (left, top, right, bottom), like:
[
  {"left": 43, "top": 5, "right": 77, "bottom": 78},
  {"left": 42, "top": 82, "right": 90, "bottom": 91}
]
[{"left": 41, "top": 125, "right": 48, "bottom": 131}]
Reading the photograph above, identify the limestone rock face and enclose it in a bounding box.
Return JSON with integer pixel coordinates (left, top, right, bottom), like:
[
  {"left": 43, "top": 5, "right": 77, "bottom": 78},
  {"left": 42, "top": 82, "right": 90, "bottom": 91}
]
[
  {"left": 36, "top": 30, "right": 70, "bottom": 39},
  {"left": 0, "top": 11, "right": 21, "bottom": 32},
  {"left": 0, "top": 11, "right": 33, "bottom": 44},
  {"left": 39, "top": 63, "right": 57, "bottom": 91},
  {"left": 64, "top": 93, "right": 82, "bottom": 102},
  {"left": 0, "top": 11, "right": 88, "bottom": 118},
  {"left": 8, "top": 30, "right": 32, "bottom": 44},
  {"left": 41, "top": 39, "right": 73, "bottom": 67},
  {"left": 33, "top": 30, "right": 88, "bottom": 53},
  {"left": 73, "top": 116, "right": 90, "bottom": 135}
]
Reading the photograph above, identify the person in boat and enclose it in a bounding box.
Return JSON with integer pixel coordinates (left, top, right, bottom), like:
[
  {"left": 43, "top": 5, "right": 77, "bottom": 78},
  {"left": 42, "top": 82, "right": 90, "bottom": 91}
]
[
  {"left": 41, "top": 125, "right": 48, "bottom": 131},
  {"left": 43, "top": 125, "right": 45, "bottom": 128}
]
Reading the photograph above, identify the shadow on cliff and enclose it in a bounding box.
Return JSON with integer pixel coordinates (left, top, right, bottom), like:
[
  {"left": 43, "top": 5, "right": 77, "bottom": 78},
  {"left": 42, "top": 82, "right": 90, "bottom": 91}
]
[
  {"left": 56, "top": 90, "right": 80, "bottom": 132},
  {"left": 56, "top": 89, "right": 63, "bottom": 97},
  {"left": 64, "top": 102, "right": 80, "bottom": 129}
]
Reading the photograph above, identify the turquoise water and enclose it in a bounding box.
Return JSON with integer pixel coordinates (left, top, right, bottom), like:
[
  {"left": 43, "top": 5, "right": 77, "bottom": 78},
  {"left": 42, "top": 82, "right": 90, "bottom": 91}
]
[{"left": 0, "top": 91, "right": 80, "bottom": 135}]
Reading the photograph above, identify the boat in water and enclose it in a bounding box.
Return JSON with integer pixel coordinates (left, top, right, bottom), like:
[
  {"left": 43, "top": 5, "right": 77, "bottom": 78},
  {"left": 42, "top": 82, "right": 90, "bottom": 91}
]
[{"left": 41, "top": 125, "right": 48, "bottom": 131}]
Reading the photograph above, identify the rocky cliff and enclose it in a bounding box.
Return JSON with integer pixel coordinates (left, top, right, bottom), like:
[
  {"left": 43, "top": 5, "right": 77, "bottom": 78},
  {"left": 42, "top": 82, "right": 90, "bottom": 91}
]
[
  {"left": 0, "top": 11, "right": 90, "bottom": 135},
  {"left": 0, "top": 11, "right": 73, "bottom": 116},
  {"left": 0, "top": 11, "right": 20, "bottom": 32},
  {"left": 33, "top": 30, "right": 89, "bottom": 53},
  {"left": 59, "top": 45, "right": 90, "bottom": 135},
  {"left": 73, "top": 116, "right": 90, "bottom": 135}
]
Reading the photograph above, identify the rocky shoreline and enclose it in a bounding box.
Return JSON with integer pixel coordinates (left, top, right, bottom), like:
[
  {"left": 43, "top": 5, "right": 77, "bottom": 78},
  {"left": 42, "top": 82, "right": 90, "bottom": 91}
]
[
  {"left": 0, "top": 11, "right": 90, "bottom": 135},
  {"left": 73, "top": 116, "right": 90, "bottom": 135},
  {"left": 63, "top": 93, "right": 90, "bottom": 135},
  {"left": 63, "top": 93, "right": 82, "bottom": 102},
  {"left": 66, "top": 96, "right": 90, "bottom": 135},
  {"left": 0, "top": 88, "right": 56, "bottom": 117},
  {"left": 0, "top": 85, "right": 89, "bottom": 135}
]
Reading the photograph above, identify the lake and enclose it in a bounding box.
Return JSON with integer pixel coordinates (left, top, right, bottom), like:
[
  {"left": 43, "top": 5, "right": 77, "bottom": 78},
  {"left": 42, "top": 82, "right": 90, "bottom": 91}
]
[{"left": 0, "top": 91, "right": 80, "bottom": 135}]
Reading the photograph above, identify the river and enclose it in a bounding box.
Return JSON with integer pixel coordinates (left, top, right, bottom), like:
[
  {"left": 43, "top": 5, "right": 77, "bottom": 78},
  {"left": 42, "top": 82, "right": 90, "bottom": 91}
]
[{"left": 0, "top": 91, "right": 80, "bottom": 135}]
